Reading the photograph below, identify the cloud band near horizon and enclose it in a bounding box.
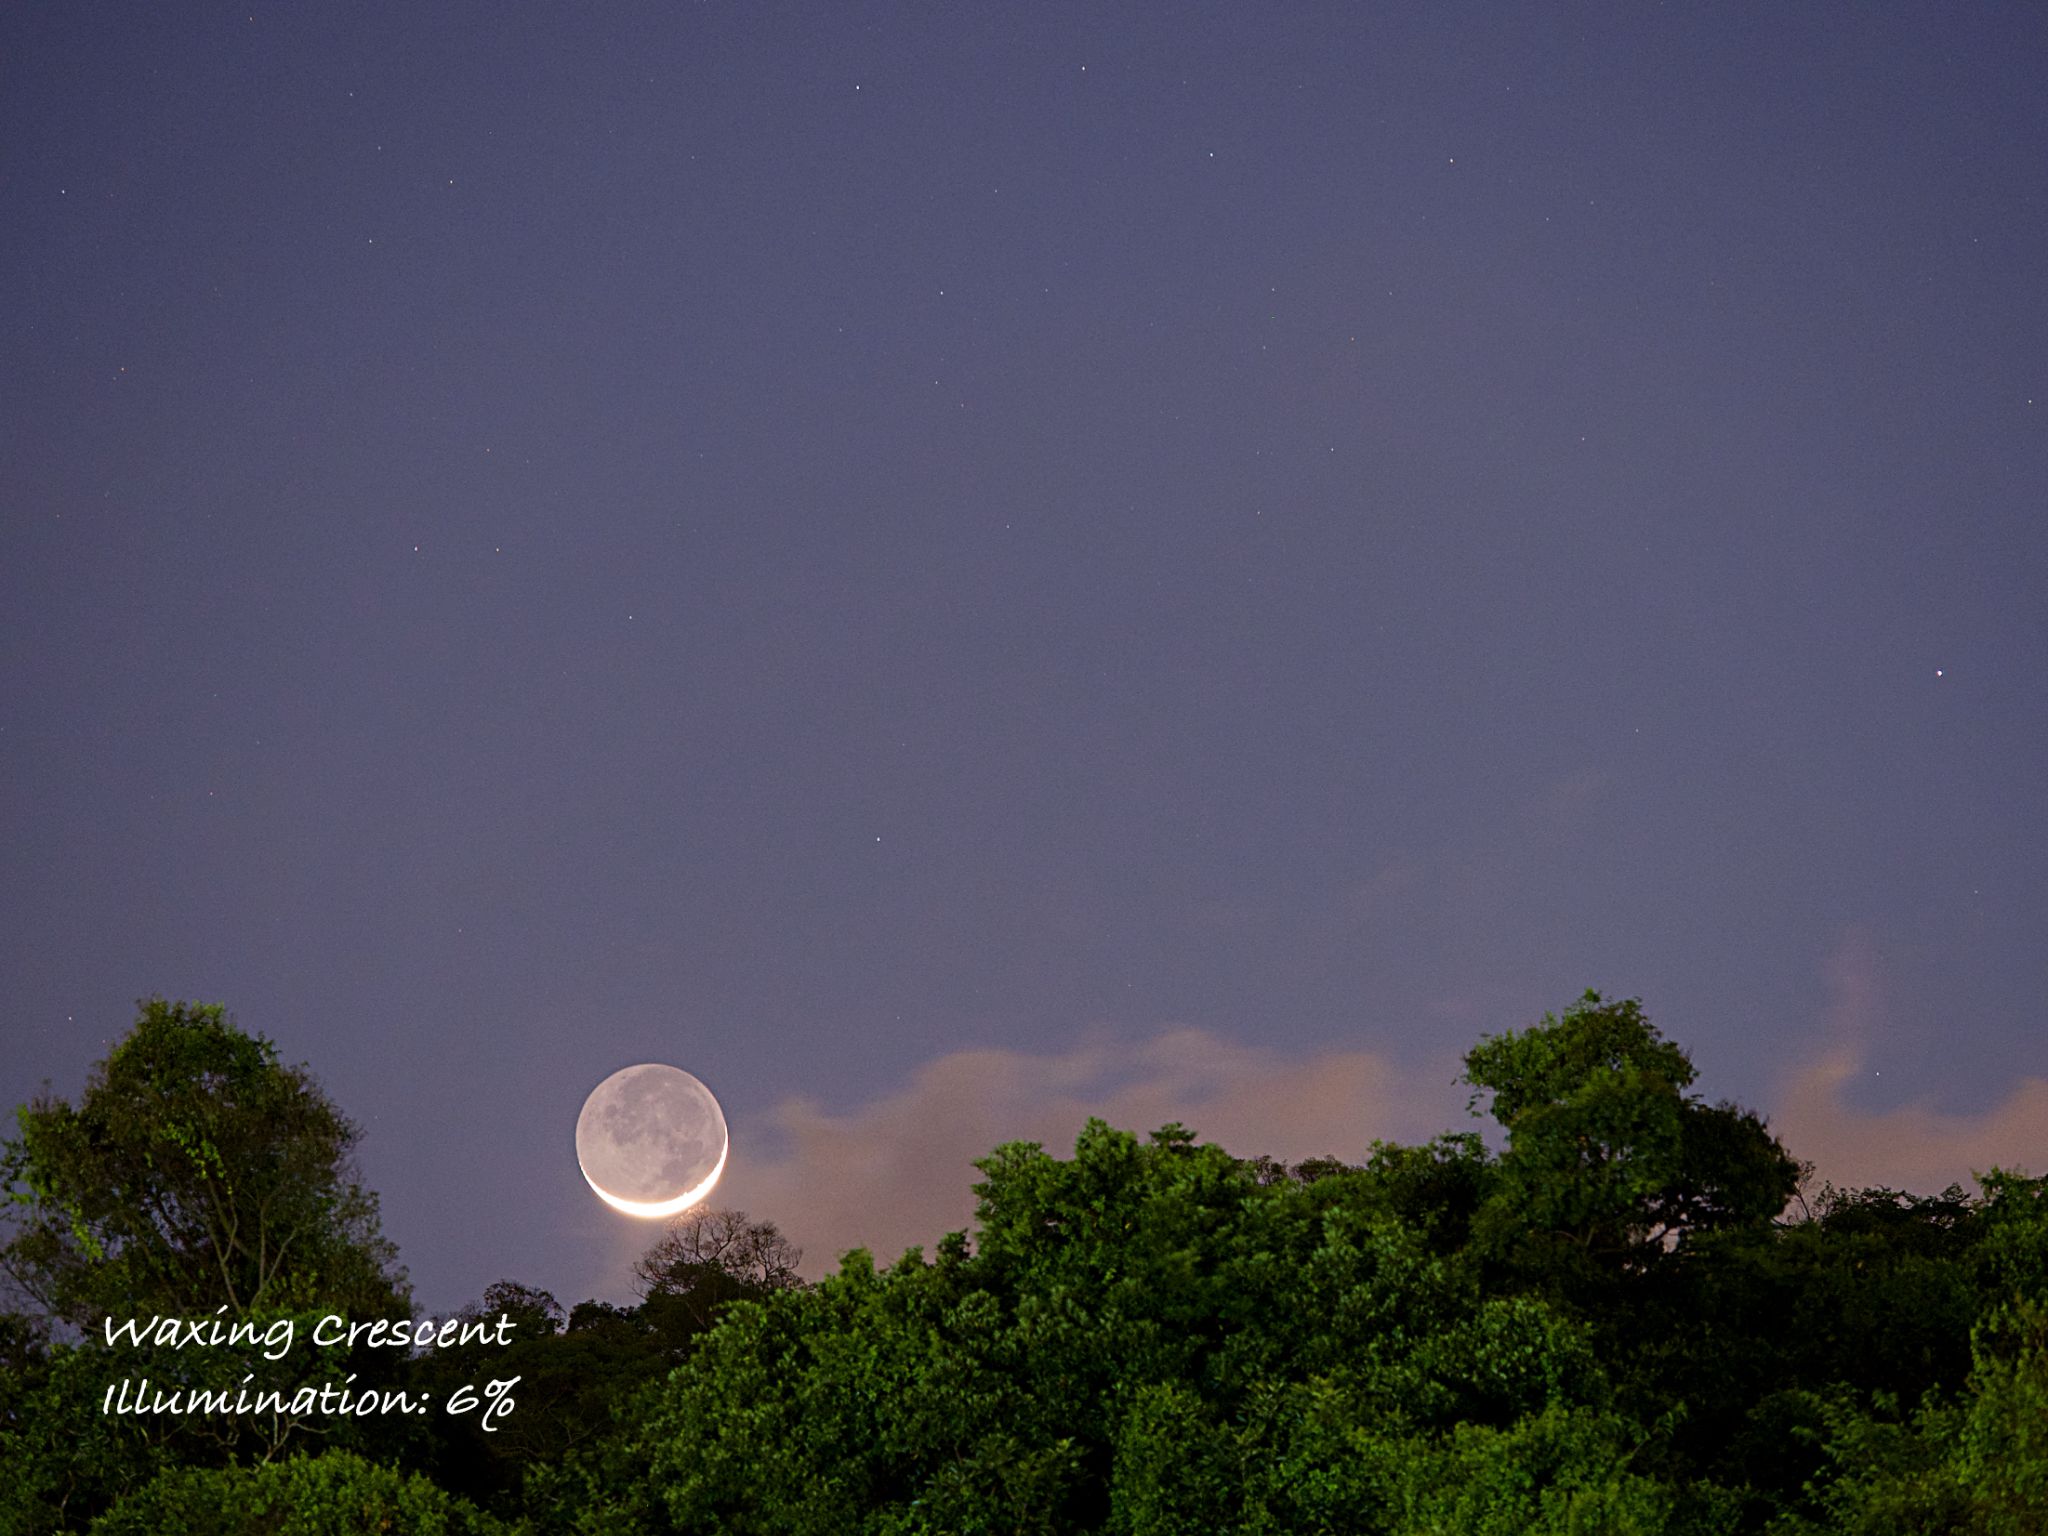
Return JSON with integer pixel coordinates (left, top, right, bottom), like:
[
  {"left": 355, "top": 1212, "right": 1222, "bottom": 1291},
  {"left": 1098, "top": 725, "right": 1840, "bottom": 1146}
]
[{"left": 713, "top": 956, "right": 2043, "bottom": 1280}]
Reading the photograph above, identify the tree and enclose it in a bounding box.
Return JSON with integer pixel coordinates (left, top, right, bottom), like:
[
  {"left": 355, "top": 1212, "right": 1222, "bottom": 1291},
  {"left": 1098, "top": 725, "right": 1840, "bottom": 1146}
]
[
  {"left": 0, "top": 1326, "right": 163, "bottom": 1534},
  {"left": 13, "top": 988, "right": 2034, "bottom": 1532},
  {"left": 0, "top": 1000, "right": 413, "bottom": 1516},
  {"left": 88, "top": 1449, "right": 514, "bottom": 1536},
  {"left": 1463, "top": 991, "right": 1800, "bottom": 1288},
  {"left": 575, "top": 1117, "right": 1628, "bottom": 1534},
  {"left": 632, "top": 1206, "right": 803, "bottom": 1338},
  {"left": 1, "top": 999, "right": 406, "bottom": 1329},
  {"left": 405, "top": 1279, "right": 689, "bottom": 1513},
  {"left": 464, "top": 1278, "right": 565, "bottom": 1339}
]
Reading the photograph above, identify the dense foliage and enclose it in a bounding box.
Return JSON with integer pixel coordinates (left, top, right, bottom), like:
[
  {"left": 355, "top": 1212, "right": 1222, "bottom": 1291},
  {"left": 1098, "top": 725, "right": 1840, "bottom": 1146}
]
[
  {"left": 1, "top": 1001, "right": 415, "bottom": 1523},
  {"left": 3, "top": 992, "right": 2043, "bottom": 1533}
]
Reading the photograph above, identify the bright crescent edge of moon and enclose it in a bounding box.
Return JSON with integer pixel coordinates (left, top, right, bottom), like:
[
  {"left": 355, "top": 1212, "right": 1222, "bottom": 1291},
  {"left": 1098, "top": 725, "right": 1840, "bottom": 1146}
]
[{"left": 581, "top": 1130, "right": 729, "bottom": 1219}]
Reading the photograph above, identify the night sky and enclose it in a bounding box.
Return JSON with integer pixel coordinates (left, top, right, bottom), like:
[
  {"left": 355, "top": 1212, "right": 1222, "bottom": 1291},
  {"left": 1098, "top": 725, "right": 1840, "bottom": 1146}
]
[{"left": 5, "top": 4, "right": 2045, "bottom": 1313}]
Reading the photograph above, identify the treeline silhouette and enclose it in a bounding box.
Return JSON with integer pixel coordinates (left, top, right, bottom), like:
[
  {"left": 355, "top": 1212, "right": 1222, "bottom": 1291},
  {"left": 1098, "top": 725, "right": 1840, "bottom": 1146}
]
[{"left": 2, "top": 994, "right": 2043, "bottom": 1532}]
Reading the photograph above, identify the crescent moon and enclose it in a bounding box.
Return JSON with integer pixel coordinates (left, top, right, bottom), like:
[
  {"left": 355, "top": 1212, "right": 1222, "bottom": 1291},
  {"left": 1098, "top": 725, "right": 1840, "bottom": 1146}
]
[
  {"left": 574, "top": 1063, "right": 729, "bottom": 1219},
  {"left": 582, "top": 1134, "right": 728, "bottom": 1218}
]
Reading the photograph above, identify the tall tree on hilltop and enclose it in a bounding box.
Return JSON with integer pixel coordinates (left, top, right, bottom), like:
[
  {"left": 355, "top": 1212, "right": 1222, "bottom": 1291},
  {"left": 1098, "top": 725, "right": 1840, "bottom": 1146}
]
[
  {"left": 633, "top": 1206, "right": 804, "bottom": 1340},
  {"left": 1463, "top": 990, "right": 1801, "bottom": 1290},
  {"left": 1, "top": 999, "right": 406, "bottom": 1328}
]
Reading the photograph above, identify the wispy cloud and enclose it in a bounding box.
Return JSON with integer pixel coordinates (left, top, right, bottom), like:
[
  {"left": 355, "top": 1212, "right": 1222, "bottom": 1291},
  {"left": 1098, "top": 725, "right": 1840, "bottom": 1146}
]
[
  {"left": 716, "top": 1030, "right": 1467, "bottom": 1277},
  {"left": 1770, "top": 929, "right": 2047, "bottom": 1194}
]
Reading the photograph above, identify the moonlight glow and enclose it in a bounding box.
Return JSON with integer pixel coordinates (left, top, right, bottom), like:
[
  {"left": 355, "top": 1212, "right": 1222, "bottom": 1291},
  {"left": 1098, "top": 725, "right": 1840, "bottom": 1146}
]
[{"left": 575, "top": 1064, "right": 728, "bottom": 1219}]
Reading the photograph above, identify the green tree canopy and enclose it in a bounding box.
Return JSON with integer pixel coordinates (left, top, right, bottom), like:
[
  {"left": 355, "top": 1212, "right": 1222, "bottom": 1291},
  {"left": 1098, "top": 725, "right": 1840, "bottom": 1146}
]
[
  {"left": 8, "top": 989, "right": 2041, "bottom": 1534},
  {"left": 1, "top": 999, "right": 406, "bottom": 1330},
  {"left": 0, "top": 1002, "right": 419, "bottom": 1528},
  {"left": 1464, "top": 991, "right": 1801, "bottom": 1288},
  {"left": 87, "top": 1449, "right": 514, "bottom": 1536}
]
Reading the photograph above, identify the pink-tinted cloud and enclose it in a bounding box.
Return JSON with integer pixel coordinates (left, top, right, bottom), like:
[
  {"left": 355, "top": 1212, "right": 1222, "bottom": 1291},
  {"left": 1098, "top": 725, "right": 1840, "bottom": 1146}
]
[
  {"left": 714, "top": 1030, "right": 1467, "bottom": 1278},
  {"left": 1770, "top": 929, "right": 2047, "bottom": 1194},
  {"left": 673, "top": 927, "right": 2046, "bottom": 1289}
]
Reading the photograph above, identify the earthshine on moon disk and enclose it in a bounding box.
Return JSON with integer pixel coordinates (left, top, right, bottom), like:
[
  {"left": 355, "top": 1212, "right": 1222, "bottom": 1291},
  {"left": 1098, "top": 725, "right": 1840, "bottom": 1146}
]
[{"left": 575, "top": 1064, "right": 728, "bottom": 1218}]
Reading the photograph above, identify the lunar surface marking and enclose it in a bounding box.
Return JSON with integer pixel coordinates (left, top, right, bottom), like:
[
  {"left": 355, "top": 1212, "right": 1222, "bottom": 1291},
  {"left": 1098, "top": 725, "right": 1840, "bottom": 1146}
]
[{"left": 575, "top": 1064, "right": 728, "bottom": 1218}]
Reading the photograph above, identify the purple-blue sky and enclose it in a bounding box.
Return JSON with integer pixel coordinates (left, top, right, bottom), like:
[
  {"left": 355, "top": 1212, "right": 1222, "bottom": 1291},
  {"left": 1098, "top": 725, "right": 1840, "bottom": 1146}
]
[{"left": 4, "top": 4, "right": 2044, "bottom": 1312}]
